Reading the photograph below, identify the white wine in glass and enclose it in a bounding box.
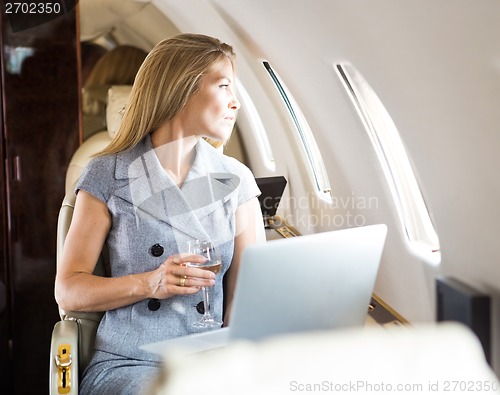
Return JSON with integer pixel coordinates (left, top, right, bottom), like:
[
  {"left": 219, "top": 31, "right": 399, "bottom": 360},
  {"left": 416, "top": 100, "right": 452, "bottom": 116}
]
[{"left": 186, "top": 240, "right": 222, "bottom": 328}]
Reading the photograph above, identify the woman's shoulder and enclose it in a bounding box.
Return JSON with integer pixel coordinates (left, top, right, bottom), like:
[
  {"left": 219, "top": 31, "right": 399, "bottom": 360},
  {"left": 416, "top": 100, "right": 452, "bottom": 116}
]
[
  {"left": 84, "top": 153, "right": 118, "bottom": 175},
  {"left": 221, "top": 154, "right": 254, "bottom": 181},
  {"left": 76, "top": 153, "right": 119, "bottom": 203},
  {"left": 89, "top": 152, "right": 117, "bottom": 166},
  {"left": 78, "top": 153, "right": 117, "bottom": 191},
  {"left": 200, "top": 139, "right": 253, "bottom": 178}
]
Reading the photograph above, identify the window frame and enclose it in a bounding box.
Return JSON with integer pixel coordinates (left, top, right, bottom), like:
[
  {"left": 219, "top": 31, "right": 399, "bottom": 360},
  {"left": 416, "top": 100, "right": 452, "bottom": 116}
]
[
  {"left": 235, "top": 78, "right": 276, "bottom": 171},
  {"left": 263, "top": 61, "right": 332, "bottom": 202},
  {"left": 335, "top": 62, "right": 440, "bottom": 263}
]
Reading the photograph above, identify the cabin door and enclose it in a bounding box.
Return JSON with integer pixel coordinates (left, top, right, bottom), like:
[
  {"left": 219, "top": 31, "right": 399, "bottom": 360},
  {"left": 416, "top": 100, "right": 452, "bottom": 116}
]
[{"left": 0, "top": 5, "right": 80, "bottom": 393}]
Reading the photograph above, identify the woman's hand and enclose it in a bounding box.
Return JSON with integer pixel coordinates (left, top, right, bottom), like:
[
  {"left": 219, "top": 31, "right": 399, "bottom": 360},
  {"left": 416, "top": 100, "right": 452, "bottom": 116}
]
[
  {"left": 145, "top": 254, "right": 216, "bottom": 299},
  {"left": 57, "top": 190, "right": 216, "bottom": 311}
]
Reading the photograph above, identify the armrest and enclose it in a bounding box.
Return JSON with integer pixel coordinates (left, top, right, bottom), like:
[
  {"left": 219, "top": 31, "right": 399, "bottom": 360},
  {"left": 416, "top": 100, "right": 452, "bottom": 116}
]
[
  {"left": 59, "top": 311, "right": 103, "bottom": 372},
  {"left": 50, "top": 320, "right": 79, "bottom": 395}
]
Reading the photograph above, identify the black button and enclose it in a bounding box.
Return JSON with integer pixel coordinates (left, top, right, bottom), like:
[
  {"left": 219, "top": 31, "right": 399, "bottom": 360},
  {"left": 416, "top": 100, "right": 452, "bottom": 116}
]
[
  {"left": 148, "top": 298, "right": 161, "bottom": 311},
  {"left": 150, "top": 244, "right": 164, "bottom": 257},
  {"left": 195, "top": 301, "right": 204, "bottom": 314}
]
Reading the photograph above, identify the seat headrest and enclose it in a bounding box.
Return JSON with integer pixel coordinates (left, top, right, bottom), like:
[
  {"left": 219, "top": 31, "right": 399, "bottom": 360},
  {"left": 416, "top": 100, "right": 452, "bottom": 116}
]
[{"left": 106, "top": 85, "right": 132, "bottom": 139}]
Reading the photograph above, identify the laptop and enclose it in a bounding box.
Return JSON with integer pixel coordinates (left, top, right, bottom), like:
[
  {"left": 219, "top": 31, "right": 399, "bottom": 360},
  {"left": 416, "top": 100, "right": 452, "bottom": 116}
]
[{"left": 140, "top": 223, "right": 387, "bottom": 355}]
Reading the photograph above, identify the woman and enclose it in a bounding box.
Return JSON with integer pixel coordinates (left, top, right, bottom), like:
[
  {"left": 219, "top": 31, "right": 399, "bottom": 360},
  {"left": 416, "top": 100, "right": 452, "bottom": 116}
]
[{"left": 55, "top": 34, "right": 263, "bottom": 394}]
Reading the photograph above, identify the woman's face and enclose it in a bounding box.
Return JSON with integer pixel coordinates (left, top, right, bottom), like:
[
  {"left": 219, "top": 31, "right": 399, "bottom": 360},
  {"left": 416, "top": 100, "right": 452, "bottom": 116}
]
[{"left": 181, "top": 57, "right": 240, "bottom": 142}]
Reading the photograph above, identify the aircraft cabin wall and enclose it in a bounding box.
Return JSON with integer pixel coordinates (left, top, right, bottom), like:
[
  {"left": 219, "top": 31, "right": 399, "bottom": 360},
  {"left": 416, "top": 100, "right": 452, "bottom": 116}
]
[{"left": 79, "top": 0, "right": 500, "bottom": 374}]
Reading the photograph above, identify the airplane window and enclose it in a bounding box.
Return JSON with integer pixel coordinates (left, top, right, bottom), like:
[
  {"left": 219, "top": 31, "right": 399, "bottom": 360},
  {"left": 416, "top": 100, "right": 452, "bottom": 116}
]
[
  {"left": 235, "top": 79, "right": 276, "bottom": 171},
  {"left": 335, "top": 63, "right": 440, "bottom": 263},
  {"left": 263, "top": 61, "right": 332, "bottom": 201}
]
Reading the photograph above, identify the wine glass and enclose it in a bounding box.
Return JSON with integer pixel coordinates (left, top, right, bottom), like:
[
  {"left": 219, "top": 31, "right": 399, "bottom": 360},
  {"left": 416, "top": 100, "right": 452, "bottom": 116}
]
[{"left": 186, "top": 240, "right": 222, "bottom": 328}]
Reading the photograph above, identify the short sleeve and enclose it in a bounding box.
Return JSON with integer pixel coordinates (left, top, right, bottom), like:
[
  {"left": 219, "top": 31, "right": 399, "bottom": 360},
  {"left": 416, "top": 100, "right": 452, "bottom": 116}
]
[
  {"left": 75, "top": 155, "right": 116, "bottom": 204},
  {"left": 235, "top": 161, "right": 261, "bottom": 207}
]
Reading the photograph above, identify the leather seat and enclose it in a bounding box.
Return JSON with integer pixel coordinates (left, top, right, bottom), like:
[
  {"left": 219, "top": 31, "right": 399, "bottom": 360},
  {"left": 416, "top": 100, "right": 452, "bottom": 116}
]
[
  {"left": 49, "top": 85, "right": 131, "bottom": 395},
  {"left": 65, "top": 85, "right": 132, "bottom": 194}
]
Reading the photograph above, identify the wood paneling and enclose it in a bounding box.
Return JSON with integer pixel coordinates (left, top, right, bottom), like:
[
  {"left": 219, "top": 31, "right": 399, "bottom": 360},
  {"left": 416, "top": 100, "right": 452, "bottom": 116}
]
[{"left": 1, "top": 7, "right": 80, "bottom": 394}]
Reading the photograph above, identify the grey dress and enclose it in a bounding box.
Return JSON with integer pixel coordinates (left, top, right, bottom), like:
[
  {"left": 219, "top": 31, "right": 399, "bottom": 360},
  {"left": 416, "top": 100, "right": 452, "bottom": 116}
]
[{"left": 78, "top": 135, "right": 260, "bottom": 395}]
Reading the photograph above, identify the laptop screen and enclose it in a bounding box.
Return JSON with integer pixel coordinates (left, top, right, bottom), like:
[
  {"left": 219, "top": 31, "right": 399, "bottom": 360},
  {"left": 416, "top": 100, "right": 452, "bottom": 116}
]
[
  {"left": 255, "top": 176, "right": 287, "bottom": 218},
  {"left": 229, "top": 224, "right": 388, "bottom": 341}
]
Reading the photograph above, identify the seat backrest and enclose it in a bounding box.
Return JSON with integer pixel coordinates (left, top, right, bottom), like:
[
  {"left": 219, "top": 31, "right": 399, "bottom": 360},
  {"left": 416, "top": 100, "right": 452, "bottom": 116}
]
[
  {"left": 65, "top": 85, "right": 132, "bottom": 195},
  {"left": 56, "top": 191, "right": 107, "bottom": 372},
  {"left": 57, "top": 85, "right": 132, "bottom": 372},
  {"left": 65, "top": 131, "right": 112, "bottom": 196}
]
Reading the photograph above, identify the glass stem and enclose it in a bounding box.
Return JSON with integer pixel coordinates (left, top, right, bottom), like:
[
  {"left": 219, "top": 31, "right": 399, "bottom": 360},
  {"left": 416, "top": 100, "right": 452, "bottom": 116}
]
[{"left": 202, "top": 286, "right": 212, "bottom": 319}]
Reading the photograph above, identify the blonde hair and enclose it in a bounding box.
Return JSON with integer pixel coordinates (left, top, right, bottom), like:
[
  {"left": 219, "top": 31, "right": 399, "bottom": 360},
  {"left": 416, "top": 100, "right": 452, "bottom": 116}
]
[{"left": 99, "top": 33, "right": 236, "bottom": 156}]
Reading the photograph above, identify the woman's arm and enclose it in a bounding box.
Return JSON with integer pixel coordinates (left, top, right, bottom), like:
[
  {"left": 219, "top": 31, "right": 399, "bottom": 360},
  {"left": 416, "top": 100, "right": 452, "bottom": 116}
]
[
  {"left": 223, "top": 197, "right": 264, "bottom": 324},
  {"left": 55, "top": 190, "right": 215, "bottom": 312}
]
